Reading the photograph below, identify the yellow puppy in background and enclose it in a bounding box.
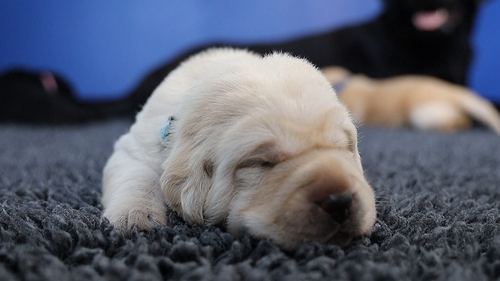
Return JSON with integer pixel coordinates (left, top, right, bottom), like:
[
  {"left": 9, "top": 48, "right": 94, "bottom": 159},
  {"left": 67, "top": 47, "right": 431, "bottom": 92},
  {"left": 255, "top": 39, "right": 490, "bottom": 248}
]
[
  {"left": 322, "top": 66, "right": 500, "bottom": 134},
  {"left": 102, "top": 49, "right": 376, "bottom": 250}
]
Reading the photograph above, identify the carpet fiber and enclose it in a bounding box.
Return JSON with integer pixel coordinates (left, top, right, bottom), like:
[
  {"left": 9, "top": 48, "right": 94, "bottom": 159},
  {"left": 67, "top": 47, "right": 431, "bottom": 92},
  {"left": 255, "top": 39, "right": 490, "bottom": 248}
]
[{"left": 1, "top": 119, "right": 499, "bottom": 280}]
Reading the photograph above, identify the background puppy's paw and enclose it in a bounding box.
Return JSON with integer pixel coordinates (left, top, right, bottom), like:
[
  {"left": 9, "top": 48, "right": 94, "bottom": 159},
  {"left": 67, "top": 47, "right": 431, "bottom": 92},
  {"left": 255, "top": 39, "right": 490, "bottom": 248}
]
[{"left": 103, "top": 204, "right": 168, "bottom": 232}]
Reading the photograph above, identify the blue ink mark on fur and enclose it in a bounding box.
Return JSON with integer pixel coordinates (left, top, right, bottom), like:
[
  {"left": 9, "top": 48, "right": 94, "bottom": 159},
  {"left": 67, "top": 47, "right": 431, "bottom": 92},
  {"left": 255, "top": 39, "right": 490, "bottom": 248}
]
[{"left": 160, "top": 116, "right": 175, "bottom": 142}]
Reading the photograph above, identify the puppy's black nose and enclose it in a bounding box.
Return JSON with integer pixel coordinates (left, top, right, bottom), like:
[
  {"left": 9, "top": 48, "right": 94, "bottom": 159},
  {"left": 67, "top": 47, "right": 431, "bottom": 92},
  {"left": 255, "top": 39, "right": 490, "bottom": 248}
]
[{"left": 319, "top": 193, "right": 352, "bottom": 224}]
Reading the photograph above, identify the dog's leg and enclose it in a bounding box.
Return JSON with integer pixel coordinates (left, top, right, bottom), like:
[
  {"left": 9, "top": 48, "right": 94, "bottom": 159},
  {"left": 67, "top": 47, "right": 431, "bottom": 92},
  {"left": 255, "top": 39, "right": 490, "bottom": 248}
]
[
  {"left": 102, "top": 138, "right": 167, "bottom": 231},
  {"left": 409, "top": 101, "right": 471, "bottom": 131}
]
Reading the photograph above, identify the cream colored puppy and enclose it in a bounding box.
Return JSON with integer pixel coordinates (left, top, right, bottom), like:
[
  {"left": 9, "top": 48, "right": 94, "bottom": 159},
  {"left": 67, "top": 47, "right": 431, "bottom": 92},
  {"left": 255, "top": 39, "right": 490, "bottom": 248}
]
[
  {"left": 323, "top": 66, "right": 500, "bottom": 133},
  {"left": 102, "top": 48, "right": 376, "bottom": 250}
]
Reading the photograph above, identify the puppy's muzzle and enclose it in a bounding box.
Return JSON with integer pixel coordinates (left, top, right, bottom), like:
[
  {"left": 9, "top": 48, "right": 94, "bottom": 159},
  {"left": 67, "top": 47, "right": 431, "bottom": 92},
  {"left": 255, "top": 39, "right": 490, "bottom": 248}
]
[
  {"left": 294, "top": 150, "right": 376, "bottom": 246},
  {"left": 231, "top": 149, "right": 376, "bottom": 250}
]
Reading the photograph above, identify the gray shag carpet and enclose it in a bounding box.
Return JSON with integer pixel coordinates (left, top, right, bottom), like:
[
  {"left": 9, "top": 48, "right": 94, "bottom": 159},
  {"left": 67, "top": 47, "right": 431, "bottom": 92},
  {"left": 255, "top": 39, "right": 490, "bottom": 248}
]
[{"left": 1, "top": 118, "right": 499, "bottom": 281}]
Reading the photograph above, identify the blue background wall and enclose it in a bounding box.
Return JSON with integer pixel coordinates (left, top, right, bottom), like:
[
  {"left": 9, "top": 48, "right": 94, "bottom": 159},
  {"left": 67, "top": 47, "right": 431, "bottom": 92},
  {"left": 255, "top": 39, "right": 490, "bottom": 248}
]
[
  {"left": 0, "top": 0, "right": 498, "bottom": 102},
  {"left": 469, "top": 0, "right": 500, "bottom": 103}
]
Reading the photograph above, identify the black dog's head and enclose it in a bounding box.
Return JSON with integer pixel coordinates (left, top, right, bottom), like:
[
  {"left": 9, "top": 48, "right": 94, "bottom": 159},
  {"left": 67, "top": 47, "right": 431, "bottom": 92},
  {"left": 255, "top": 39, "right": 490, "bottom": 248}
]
[{"left": 382, "top": 0, "right": 487, "bottom": 36}]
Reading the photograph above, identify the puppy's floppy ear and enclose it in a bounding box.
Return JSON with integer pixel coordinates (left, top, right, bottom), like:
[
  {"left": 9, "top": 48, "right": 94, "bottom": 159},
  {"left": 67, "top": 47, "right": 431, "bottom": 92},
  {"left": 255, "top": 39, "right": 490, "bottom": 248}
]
[{"left": 160, "top": 144, "right": 214, "bottom": 225}]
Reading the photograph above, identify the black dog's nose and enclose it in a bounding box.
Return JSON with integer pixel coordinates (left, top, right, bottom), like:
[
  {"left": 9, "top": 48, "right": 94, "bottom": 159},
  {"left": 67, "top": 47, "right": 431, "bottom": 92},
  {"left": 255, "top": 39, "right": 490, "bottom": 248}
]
[{"left": 319, "top": 193, "right": 352, "bottom": 224}]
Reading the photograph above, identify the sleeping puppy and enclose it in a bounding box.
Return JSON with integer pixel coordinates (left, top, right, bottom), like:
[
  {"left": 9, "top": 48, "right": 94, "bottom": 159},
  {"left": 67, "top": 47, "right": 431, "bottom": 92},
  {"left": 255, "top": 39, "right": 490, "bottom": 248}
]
[
  {"left": 101, "top": 48, "right": 376, "bottom": 250},
  {"left": 322, "top": 66, "right": 500, "bottom": 133}
]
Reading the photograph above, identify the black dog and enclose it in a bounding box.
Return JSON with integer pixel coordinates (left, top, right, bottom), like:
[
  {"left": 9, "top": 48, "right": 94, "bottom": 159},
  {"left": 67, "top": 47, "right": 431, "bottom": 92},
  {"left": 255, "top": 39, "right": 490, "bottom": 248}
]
[
  {"left": 0, "top": 69, "right": 135, "bottom": 124},
  {"left": 126, "top": 0, "right": 488, "bottom": 113},
  {"left": 253, "top": 0, "right": 485, "bottom": 85},
  {"left": 0, "top": 0, "right": 488, "bottom": 124}
]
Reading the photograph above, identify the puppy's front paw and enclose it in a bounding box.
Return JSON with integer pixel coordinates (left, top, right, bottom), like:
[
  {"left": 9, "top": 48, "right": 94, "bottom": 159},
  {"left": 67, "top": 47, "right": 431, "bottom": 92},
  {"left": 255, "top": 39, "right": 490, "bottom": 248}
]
[{"left": 103, "top": 201, "right": 167, "bottom": 232}]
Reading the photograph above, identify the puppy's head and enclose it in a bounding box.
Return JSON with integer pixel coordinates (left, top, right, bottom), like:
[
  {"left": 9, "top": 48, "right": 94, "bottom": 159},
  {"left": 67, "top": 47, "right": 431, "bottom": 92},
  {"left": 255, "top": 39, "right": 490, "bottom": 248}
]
[
  {"left": 160, "top": 51, "right": 376, "bottom": 250},
  {"left": 219, "top": 112, "right": 376, "bottom": 250}
]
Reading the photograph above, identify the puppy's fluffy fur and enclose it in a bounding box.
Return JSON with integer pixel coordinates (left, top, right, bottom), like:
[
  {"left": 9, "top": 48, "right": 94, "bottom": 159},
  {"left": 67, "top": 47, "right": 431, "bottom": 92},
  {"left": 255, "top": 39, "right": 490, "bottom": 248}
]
[
  {"left": 102, "top": 48, "right": 376, "bottom": 250},
  {"left": 323, "top": 66, "right": 500, "bottom": 133}
]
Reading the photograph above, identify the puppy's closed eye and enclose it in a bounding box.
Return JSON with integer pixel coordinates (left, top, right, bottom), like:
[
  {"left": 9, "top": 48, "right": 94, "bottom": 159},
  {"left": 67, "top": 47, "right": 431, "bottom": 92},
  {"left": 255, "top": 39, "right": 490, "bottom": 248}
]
[
  {"left": 237, "top": 143, "right": 284, "bottom": 170},
  {"left": 237, "top": 158, "right": 276, "bottom": 170},
  {"left": 235, "top": 158, "right": 275, "bottom": 190},
  {"left": 233, "top": 144, "right": 282, "bottom": 191}
]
